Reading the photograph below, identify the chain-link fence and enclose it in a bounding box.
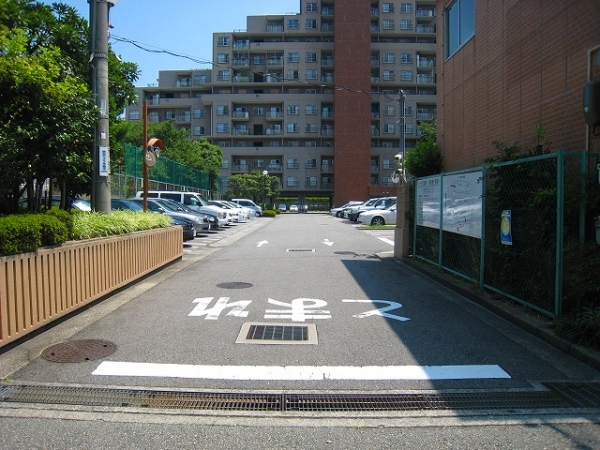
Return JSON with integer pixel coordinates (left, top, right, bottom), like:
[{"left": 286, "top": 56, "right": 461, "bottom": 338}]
[
  {"left": 413, "top": 151, "right": 600, "bottom": 318},
  {"left": 110, "top": 143, "right": 216, "bottom": 199}
]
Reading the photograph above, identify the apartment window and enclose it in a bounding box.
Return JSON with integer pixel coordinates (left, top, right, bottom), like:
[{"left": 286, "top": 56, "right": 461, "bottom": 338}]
[
  {"left": 128, "top": 110, "right": 140, "bottom": 120},
  {"left": 192, "top": 126, "right": 205, "bottom": 136},
  {"left": 405, "top": 123, "right": 414, "bottom": 134},
  {"left": 405, "top": 106, "right": 413, "bottom": 116},
  {"left": 288, "top": 52, "right": 300, "bottom": 63},
  {"left": 306, "top": 52, "right": 317, "bottom": 63},
  {"left": 165, "top": 111, "right": 174, "bottom": 119},
  {"left": 253, "top": 159, "right": 264, "bottom": 168},
  {"left": 305, "top": 141, "right": 317, "bottom": 147},
  {"left": 306, "top": 3, "right": 318, "bottom": 12},
  {"left": 289, "top": 141, "right": 300, "bottom": 147},
  {"left": 287, "top": 69, "right": 299, "bottom": 80},
  {"left": 384, "top": 123, "right": 395, "bottom": 134},
  {"left": 217, "top": 37, "right": 230, "bottom": 47},
  {"left": 287, "top": 105, "right": 300, "bottom": 115},
  {"left": 218, "top": 70, "right": 230, "bottom": 81},
  {"left": 401, "top": 53, "right": 412, "bottom": 64},
  {"left": 216, "top": 123, "right": 229, "bottom": 133},
  {"left": 287, "top": 123, "right": 300, "bottom": 133},
  {"left": 306, "top": 176, "right": 317, "bottom": 187},
  {"left": 382, "top": 70, "right": 395, "bottom": 81},
  {"left": 306, "top": 19, "right": 317, "bottom": 29},
  {"left": 400, "top": 20, "right": 412, "bottom": 30},
  {"left": 306, "top": 159, "right": 317, "bottom": 169},
  {"left": 193, "top": 109, "right": 204, "bottom": 119},
  {"left": 288, "top": 19, "right": 299, "bottom": 29},
  {"left": 401, "top": 3, "right": 413, "bottom": 14},
  {"left": 383, "top": 53, "right": 395, "bottom": 64},
  {"left": 401, "top": 70, "right": 413, "bottom": 81},
  {"left": 193, "top": 74, "right": 207, "bottom": 85},
  {"left": 217, "top": 53, "right": 229, "bottom": 64},
  {"left": 305, "top": 123, "right": 318, "bottom": 133},
  {"left": 382, "top": 20, "right": 394, "bottom": 30},
  {"left": 287, "top": 158, "right": 299, "bottom": 169},
  {"left": 306, "top": 70, "right": 318, "bottom": 80},
  {"left": 383, "top": 105, "right": 395, "bottom": 116},
  {"left": 216, "top": 105, "right": 229, "bottom": 115},
  {"left": 382, "top": 3, "right": 394, "bottom": 13},
  {"left": 446, "top": 0, "right": 475, "bottom": 57},
  {"left": 383, "top": 159, "right": 395, "bottom": 169},
  {"left": 305, "top": 105, "right": 318, "bottom": 115}
]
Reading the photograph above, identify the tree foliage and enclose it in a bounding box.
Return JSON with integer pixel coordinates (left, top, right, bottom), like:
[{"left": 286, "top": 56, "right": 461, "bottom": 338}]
[
  {"left": 0, "top": 0, "right": 139, "bottom": 214},
  {"left": 226, "top": 172, "right": 280, "bottom": 204},
  {"left": 404, "top": 121, "right": 442, "bottom": 178}
]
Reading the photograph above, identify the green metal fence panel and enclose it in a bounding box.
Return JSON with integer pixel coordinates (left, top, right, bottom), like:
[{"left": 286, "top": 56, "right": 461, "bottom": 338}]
[
  {"left": 111, "top": 144, "right": 217, "bottom": 199},
  {"left": 413, "top": 151, "right": 600, "bottom": 318}
]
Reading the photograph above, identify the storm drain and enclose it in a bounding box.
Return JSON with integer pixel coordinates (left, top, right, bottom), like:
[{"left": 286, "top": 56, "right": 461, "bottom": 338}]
[
  {"left": 286, "top": 248, "right": 315, "bottom": 253},
  {"left": 41, "top": 340, "right": 117, "bottom": 363},
  {"left": 217, "top": 282, "right": 253, "bottom": 289},
  {"left": 235, "top": 323, "right": 318, "bottom": 345},
  {"left": 1, "top": 383, "right": 599, "bottom": 412}
]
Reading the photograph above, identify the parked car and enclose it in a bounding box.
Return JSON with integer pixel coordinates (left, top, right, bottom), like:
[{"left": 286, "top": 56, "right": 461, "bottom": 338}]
[
  {"left": 289, "top": 204, "right": 299, "bottom": 213},
  {"left": 330, "top": 201, "right": 363, "bottom": 217},
  {"left": 209, "top": 200, "right": 248, "bottom": 222},
  {"left": 111, "top": 198, "right": 144, "bottom": 211},
  {"left": 278, "top": 203, "right": 287, "bottom": 212},
  {"left": 155, "top": 198, "right": 220, "bottom": 229},
  {"left": 357, "top": 204, "right": 397, "bottom": 226},
  {"left": 127, "top": 198, "right": 210, "bottom": 235},
  {"left": 345, "top": 198, "right": 381, "bottom": 220},
  {"left": 231, "top": 198, "right": 262, "bottom": 216},
  {"left": 136, "top": 191, "right": 229, "bottom": 227},
  {"left": 348, "top": 196, "right": 397, "bottom": 222},
  {"left": 170, "top": 217, "right": 195, "bottom": 241}
]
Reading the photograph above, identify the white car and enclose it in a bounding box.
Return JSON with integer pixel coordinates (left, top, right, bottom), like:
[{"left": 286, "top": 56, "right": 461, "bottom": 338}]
[
  {"left": 357, "top": 204, "right": 397, "bottom": 226},
  {"left": 330, "top": 201, "right": 363, "bottom": 217},
  {"left": 289, "top": 204, "right": 299, "bottom": 213}
]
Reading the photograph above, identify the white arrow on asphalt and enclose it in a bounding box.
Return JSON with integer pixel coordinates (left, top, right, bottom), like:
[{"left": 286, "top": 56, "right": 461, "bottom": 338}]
[
  {"left": 257, "top": 240, "right": 269, "bottom": 247},
  {"left": 322, "top": 239, "right": 334, "bottom": 246}
]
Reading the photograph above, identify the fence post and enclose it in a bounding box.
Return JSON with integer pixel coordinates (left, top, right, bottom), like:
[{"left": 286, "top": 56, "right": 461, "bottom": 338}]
[
  {"left": 555, "top": 151, "right": 565, "bottom": 317},
  {"left": 479, "top": 166, "right": 487, "bottom": 289}
]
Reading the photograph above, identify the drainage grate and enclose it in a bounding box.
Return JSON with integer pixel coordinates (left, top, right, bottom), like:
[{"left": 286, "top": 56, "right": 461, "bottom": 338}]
[
  {"left": 236, "top": 323, "right": 318, "bottom": 345},
  {"left": 286, "top": 248, "right": 315, "bottom": 253},
  {"left": 41, "top": 340, "right": 117, "bottom": 363},
  {"left": 2, "top": 383, "right": 598, "bottom": 412}
]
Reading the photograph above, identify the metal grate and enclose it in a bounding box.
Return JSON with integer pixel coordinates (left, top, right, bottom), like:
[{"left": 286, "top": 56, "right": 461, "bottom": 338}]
[
  {"left": 286, "top": 248, "right": 315, "bottom": 252},
  {"left": 235, "top": 323, "right": 318, "bottom": 345},
  {"left": 1, "top": 383, "right": 599, "bottom": 412}
]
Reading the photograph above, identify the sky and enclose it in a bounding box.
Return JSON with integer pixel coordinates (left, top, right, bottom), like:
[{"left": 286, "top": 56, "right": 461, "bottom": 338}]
[{"left": 40, "top": 1, "right": 300, "bottom": 87}]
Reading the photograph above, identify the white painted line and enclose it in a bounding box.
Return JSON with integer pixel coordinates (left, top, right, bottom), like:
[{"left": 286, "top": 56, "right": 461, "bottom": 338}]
[
  {"left": 93, "top": 362, "right": 510, "bottom": 381},
  {"left": 379, "top": 238, "right": 394, "bottom": 246}
]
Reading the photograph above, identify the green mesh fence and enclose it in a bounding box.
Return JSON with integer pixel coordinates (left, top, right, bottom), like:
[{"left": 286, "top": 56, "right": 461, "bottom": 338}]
[
  {"left": 413, "top": 151, "right": 600, "bottom": 318},
  {"left": 110, "top": 143, "right": 218, "bottom": 199}
]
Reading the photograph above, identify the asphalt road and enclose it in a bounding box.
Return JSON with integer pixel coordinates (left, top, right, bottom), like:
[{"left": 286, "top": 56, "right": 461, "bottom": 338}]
[{"left": 1, "top": 213, "right": 599, "bottom": 449}]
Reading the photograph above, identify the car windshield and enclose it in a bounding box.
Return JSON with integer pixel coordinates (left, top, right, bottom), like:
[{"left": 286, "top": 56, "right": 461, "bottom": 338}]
[{"left": 155, "top": 199, "right": 186, "bottom": 212}]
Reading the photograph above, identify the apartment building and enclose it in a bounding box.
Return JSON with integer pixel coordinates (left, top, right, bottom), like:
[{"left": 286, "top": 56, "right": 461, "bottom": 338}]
[{"left": 126, "top": 0, "right": 437, "bottom": 206}]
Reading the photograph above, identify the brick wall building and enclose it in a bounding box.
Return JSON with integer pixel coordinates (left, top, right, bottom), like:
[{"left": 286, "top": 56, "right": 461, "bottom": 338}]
[{"left": 436, "top": 0, "right": 600, "bottom": 171}]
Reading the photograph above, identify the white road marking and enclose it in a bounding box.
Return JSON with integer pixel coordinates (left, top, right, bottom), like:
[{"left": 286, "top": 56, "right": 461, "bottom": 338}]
[
  {"left": 322, "top": 239, "right": 334, "bottom": 246},
  {"left": 379, "top": 238, "right": 394, "bottom": 246},
  {"left": 93, "top": 362, "right": 510, "bottom": 381},
  {"left": 257, "top": 240, "right": 269, "bottom": 247}
]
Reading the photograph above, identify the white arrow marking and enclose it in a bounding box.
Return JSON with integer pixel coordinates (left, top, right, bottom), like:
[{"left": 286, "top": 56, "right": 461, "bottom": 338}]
[
  {"left": 322, "top": 239, "right": 334, "bottom": 246},
  {"left": 257, "top": 240, "right": 269, "bottom": 247}
]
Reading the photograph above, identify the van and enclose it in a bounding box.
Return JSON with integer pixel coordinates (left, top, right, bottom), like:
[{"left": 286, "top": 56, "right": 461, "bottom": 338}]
[
  {"left": 135, "top": 191, "right": 230, "bottom": 227},
  {"left": 231, "top": 198, "right": 262, "bottom": 216}
]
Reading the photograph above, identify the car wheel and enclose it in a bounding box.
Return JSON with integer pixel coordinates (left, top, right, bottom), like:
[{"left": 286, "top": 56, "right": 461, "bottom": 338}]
[
  {"left": 371, "top": 216, "right": 385, "bottom": 226},
  {"left": 336, "top": 211, "right": 342, "bottom": 218}
]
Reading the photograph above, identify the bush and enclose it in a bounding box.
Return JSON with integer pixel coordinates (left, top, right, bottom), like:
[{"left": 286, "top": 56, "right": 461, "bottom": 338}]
[
  {"left": 0, "top": 215, "right": 42, "bottom": 255},
  {"left": 262, "top": 209, "right": 278, "bottom": 218},
  {"left": 45, "top": 207, "right": 74, "bottom": 239},
  {"left": 555, "top": 308, "right": 600, "bottom": 349},
  {"left": 37, "top": 214, "right": 69, "bottom": 246}
]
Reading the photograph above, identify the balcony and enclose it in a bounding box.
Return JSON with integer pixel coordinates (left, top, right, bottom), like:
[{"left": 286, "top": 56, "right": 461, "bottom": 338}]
[
  {"left": 321, "top": 163, "right": 334, "bottom": 172},
  {"left": 416, "top": 74, "right": 435, "bottom": 84},
  {"left": 416, "top": 25, "right": 436, "bottom": 34},
  {"left": 231, "top": 164, "right": 249, "bottom": 172},
  {"left": 232, "top": 111, "right": 249, "bottom": 120}
]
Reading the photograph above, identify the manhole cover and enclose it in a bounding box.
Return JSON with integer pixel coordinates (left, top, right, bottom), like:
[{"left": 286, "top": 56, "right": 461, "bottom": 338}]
[
  {"left": 217, "top": 282, "right": 253, "bottom": 289},
  {"left": 42, "top": 340, "right": 117, "bottom": 363}
]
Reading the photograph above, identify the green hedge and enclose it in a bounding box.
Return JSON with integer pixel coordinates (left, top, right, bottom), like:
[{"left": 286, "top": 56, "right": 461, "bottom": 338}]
[{"left": 0, "top": 215, "right": 42, "bottom": 255}]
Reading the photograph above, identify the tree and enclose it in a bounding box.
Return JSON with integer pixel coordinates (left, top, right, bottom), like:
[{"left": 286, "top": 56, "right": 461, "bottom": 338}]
[
  {"left": 226, "top": 172, "right": 280, "bottom": 204},
  {"left": 404, "top": 120, "right": 442, "bottom": 178},
  {"left": 0, "top": 0, "right": 139, "bottom": 213}
]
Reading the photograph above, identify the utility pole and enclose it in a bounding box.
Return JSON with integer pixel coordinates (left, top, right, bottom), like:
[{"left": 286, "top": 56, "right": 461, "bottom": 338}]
[{"left": 90, "top": 0, "right": 118, "bottom": 213}]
